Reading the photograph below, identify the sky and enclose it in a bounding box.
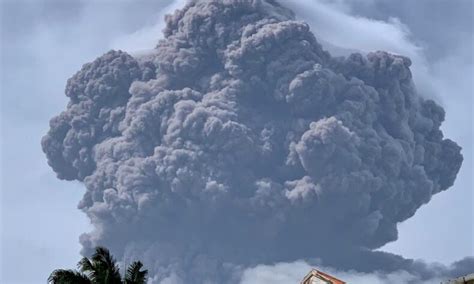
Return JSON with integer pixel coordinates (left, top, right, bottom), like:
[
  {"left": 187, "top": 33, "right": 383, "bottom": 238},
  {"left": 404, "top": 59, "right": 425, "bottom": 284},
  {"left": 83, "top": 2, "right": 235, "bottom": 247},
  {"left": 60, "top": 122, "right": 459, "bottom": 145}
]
[{"left": 0, "top": 0, "right": 472, "bottom": 283}]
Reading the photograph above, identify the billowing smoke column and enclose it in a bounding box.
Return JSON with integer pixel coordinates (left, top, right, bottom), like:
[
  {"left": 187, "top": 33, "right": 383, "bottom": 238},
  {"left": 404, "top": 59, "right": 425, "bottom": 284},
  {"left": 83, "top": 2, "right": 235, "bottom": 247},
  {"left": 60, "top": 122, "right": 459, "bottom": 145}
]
[{"left": 42, "top": 0, "right": 469, "bottom": 282}]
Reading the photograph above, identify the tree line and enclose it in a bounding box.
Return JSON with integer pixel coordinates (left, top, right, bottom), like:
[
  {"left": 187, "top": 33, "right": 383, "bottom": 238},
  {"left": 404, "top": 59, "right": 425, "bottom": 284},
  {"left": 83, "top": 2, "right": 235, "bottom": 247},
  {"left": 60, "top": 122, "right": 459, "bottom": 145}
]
[{"left": 48, "top": 247, "right": 148, "bottom": 284}]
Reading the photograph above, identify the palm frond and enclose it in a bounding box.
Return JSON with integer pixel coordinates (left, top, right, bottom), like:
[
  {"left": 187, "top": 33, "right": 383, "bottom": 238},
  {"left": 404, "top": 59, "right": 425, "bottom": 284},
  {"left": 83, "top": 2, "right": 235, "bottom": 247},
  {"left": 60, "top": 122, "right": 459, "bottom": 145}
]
[
  {"left": 78, "top": 257, "right": 94, "bottom": 271},
  {"left": 78, "top": 257, "right": 97, "bottom": 280},
  {"left": 49, "top": 247, "right": 147, "bottom": 284},
  {"left": 124, "top": 261, "right": 148, "bottom": 284},
  {"left": 91, "top": 246, "right": 122, "bottom": 283},
  {"left": 47, "top": 269, "right": 91, "bottom": 284}
]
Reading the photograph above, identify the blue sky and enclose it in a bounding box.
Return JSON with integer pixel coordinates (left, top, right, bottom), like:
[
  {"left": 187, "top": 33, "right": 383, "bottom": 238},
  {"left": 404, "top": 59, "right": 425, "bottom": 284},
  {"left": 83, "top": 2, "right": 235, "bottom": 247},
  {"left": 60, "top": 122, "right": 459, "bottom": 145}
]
[{"left": 0, "top": 0, "right": 472, "bottom": 283}]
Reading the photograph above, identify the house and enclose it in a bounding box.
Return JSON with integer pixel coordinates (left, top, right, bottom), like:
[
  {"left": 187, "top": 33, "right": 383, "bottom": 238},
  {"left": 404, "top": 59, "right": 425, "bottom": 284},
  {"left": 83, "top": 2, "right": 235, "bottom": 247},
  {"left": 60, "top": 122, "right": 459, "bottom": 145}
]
[
  {"left": 442, "top": 273, "right": 474, "bottom": 284},
  {"left": 301, "top": 269, "right": 345, "bottom": 284}
]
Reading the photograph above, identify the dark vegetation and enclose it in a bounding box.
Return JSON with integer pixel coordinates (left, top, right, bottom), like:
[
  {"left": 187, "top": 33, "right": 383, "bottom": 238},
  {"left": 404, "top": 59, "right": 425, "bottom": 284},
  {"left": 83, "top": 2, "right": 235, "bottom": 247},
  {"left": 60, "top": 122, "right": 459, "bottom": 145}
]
[{"left": 48, "top": 247, "right": 148, "bottom": 284}]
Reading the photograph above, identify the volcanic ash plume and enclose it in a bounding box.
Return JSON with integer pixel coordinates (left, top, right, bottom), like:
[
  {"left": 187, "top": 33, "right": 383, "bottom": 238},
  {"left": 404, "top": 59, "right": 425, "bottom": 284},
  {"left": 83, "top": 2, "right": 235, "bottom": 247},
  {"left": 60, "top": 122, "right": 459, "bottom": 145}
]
[{"left": 42, "top": 0, "right": 469, "bottom": 282}]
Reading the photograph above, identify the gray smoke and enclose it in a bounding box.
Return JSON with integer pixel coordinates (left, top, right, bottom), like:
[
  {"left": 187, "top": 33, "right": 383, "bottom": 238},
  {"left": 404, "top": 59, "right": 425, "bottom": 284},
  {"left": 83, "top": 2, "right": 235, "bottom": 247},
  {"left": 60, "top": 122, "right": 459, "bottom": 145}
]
[{"left": 42, "top": 0, "right": 470, "bottom": 282}]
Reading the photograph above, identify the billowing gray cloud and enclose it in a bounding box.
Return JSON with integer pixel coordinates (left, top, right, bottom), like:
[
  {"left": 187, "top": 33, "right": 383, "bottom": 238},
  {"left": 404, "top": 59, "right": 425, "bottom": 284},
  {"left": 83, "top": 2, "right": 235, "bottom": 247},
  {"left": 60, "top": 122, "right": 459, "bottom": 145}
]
[{"left": 41, "top": 0, "right": 468, "bottom": 282}]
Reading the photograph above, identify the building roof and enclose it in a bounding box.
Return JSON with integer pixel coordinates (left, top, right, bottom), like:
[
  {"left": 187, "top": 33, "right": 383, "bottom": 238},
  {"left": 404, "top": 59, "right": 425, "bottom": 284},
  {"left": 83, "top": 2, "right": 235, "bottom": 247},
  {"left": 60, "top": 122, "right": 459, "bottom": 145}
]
[
  {"left": 442, "top": 273, "right": 474, "bottom": 284},
  {"left": 301, "top": 269, "right": 346, "bottom": 284}
]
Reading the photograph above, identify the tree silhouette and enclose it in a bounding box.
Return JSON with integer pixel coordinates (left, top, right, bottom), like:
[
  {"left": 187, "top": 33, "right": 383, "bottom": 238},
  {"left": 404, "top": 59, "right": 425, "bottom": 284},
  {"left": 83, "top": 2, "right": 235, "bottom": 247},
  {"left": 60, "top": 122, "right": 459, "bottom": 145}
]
[{"left": 48, "top": 247, "right": 148, "bottom": 284}]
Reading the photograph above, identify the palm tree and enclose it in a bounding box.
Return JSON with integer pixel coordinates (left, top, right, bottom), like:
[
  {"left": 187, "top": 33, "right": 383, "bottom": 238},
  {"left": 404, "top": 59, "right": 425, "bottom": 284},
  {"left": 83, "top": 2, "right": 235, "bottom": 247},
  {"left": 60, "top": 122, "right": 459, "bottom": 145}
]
[
  {"left": 48, "top": 247, "right": 148, "bottom": 284},
  {"left": 47, "top": 270, "right": 91, "bottom": 284},
  {"left": 124, "top": 261, "right": 148, "bottom": 284}
]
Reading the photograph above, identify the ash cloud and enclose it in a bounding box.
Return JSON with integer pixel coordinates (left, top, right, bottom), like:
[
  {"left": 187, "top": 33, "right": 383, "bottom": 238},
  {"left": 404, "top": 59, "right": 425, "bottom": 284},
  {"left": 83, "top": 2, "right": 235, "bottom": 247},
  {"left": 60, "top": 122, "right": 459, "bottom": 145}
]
[{"left": 42, "top": 0, "right": 469, "bottom": 282}]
